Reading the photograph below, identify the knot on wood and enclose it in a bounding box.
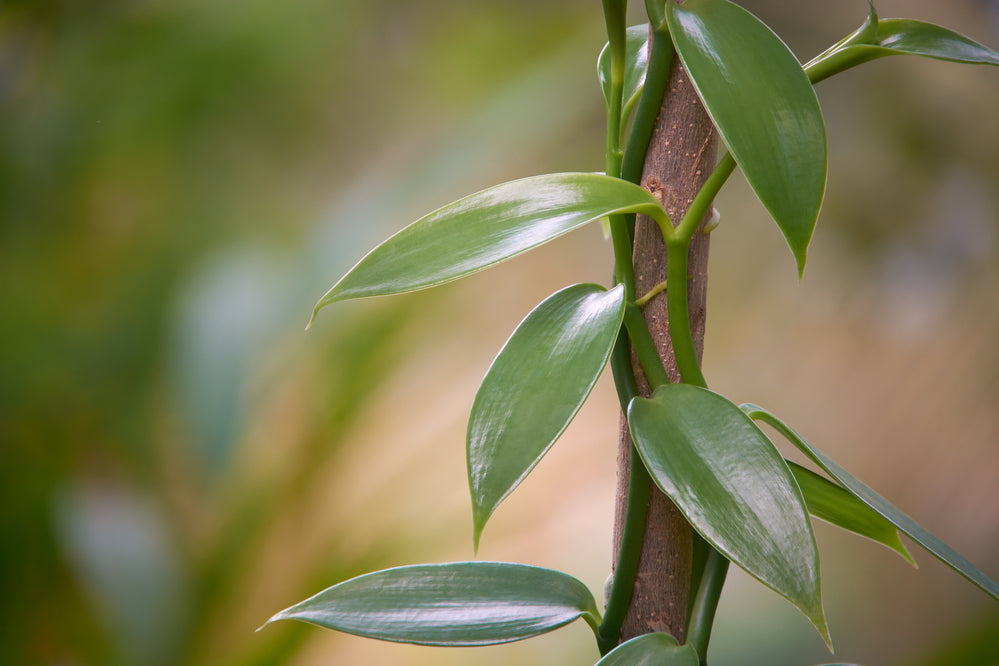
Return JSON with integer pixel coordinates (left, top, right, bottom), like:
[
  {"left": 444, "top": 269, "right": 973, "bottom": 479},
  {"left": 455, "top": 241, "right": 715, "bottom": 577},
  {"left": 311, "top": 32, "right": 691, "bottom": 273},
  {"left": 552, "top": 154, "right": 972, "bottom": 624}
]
[{"left": 643, "top": 175, "right": 667, "bottom": 205}]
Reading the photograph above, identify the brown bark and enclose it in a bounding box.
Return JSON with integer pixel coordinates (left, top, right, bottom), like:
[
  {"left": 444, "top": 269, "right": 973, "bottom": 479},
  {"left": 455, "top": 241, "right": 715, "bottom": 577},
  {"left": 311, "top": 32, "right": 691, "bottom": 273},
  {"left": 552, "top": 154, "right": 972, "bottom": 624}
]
[{"left": 611, "top": 58, "right": 717, "bottom": 643}]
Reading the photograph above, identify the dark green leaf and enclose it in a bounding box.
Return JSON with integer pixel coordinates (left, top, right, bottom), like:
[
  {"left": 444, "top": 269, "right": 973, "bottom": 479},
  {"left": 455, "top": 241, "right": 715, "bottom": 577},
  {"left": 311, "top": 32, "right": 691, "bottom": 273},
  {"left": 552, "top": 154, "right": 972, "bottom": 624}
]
[
  {"left": 599, "top": 25, "right": 651, "bottom": 125},
  {"left": 263, "top": 561, "right": 600, "bottom": 646},
  {"left": 310, "top": 173, "right": 667, "bottom": 322},
  {"left": 743, "top": 404, "right": 999, "bottom": 602},
  {"left": 469, "top": 284, "right": 626, "bottom": 547},
  {"left": 596, "top": 632, "right": 699, "bottom": 666},
  {"left": 666, "top": 0, "right": 827, "bottom": 277},
  {"left": 789, "top": 461, "right": 914, "bottom": 565},
  {"left": 628, "top": 384, "right": 829, "bottom": 646}
]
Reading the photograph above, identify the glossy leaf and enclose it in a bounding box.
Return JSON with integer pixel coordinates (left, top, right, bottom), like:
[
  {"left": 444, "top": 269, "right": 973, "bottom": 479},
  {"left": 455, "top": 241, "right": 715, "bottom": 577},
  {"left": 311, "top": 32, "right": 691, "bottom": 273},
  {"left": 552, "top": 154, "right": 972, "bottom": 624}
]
[
  {"left": 596, "top": 632, "right": 699, "bottom": 666},
  {"left": 666, "top": 0, "right": 827, "bottom": 277},
  {"left": 627, "top": 384, "right": 830, "bottom": 646},
  {"left": 805, "top": 5, "right": 999, "bottom": 83},
  {"left": 310, "top": 173, "right": 667, "bottom": 321},
  {"left": 599, "top": 25, "right": 651, "bottom": 125},
  {"left": 744, "top": 404, "right": 999, "bottom": 602},
  {"left": 789, "top": 461, "right": 915, "bottom": 565},
  {"left": 263, "top": 561, "right": 600, "bottom": 646},
  {"left": 871, "top": 19, "right": 999, "bottom": 64},
  {"left": 469, "top": 284, "right": 626, "bottom": 547}
]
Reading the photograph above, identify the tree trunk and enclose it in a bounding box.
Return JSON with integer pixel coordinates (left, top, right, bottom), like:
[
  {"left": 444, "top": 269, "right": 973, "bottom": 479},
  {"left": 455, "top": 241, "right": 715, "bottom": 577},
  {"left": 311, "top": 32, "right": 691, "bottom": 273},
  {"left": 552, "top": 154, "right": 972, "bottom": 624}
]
[{"left": 612, "top": 56, "right": 717, "bottom": 643}]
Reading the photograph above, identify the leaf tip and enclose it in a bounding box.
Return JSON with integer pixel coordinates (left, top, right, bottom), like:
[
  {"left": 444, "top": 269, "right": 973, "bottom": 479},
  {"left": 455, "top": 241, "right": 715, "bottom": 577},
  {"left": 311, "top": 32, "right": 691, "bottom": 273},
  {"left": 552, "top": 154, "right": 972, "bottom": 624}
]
[
  {"left": 795, "top": 251, "right": 808, "bottom": 281},
  {"left": 255, "top": 610, "right": 285, "bottom": 633},
  {"left": 812, "top": 607, "right": 834, "bottom": 653},
  {"left": 471, "top": 509, "right": 487, "bottom": 555}
]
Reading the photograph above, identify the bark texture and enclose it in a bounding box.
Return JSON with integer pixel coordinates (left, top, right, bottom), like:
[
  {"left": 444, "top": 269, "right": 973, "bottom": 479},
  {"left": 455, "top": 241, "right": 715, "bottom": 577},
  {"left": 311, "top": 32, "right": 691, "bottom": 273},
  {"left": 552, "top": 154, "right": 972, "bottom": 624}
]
[{"left": 612, "top": 58, "right": 717, "bottom": 643}]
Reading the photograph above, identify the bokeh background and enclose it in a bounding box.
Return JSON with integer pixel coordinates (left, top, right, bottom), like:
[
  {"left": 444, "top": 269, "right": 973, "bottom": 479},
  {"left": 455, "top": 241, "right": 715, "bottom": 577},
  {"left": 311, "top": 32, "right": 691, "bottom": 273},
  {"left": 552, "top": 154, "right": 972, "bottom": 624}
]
[{"left": 2, "top": 0, "right": 998, "bottom": 664}]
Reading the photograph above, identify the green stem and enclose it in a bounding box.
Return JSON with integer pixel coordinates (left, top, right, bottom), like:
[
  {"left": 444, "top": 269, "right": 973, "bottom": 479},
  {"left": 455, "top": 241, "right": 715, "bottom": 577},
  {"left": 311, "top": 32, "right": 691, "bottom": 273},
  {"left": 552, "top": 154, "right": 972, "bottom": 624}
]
[
  {"left": 624, "top": 303, "right": 671, "bottom": 390},
  {"left": 620, "top": 21, "right": 675, "bottom": 245},
  {"left": 675, "top": 152, "right": 736, "bottom": 243},
  {"left": 597, "top": 441, "right": 653, "bottom": 655},
  {"left": 664, "top": 239, "right": 707, "bottom": 388},
  {"left": 622, "top": 25, "right": 674, "bottom": 185},
  {"left": 686, "top": 548, "right": 730, "bottom": 665}
]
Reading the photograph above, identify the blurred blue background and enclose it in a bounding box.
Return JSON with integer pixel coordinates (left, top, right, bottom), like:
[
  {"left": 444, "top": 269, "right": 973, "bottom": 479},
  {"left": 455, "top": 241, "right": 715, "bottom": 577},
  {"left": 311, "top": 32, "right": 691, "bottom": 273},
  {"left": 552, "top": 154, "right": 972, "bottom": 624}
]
[{"left": 1, "top": 1, "right": 997, "bottom": 664}]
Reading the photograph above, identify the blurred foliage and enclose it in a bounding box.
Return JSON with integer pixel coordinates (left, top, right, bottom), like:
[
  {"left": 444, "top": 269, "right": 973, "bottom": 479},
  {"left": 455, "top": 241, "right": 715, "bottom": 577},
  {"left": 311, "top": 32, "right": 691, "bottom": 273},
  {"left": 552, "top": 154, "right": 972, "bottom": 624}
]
[{"left": 1, "top": 0, "right": 997, "bottom": 665}]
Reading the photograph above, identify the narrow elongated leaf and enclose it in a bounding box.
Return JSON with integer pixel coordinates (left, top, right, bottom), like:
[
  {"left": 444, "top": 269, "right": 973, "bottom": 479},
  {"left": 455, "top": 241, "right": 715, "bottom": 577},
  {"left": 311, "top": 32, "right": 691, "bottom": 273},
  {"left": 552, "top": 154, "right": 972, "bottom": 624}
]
[
  {"left": 666, "top": 0, "right": 827, "bottom": 276},
  {"left": 805, "top": 7, "right": 999, "bottom": 82},
  {"left": 469, "top": 284, "right": 626, "bottom": 547},
  {"left": 743, "top": 404, "right": 999, "bottom": 602},
  {"left": 628, "top": 384, "right": 829, "bottom": 645},
  {"left": 596, "top": 632, "right": 699, "bottom": 666},
  {"left": 599, "top": 25, "right": 651, "bottom": 124},
  {"left": 311, "top": 173, "right": 667, "bottom": 320},
  {"left": 263, "top": 562, "right": 600, "bottom": 646},
  {"left": 871, "top": 19, "right": 999, "bottom": 64},
  {"left": 789, "top": 461, "right": 915, "bottom": 565}
]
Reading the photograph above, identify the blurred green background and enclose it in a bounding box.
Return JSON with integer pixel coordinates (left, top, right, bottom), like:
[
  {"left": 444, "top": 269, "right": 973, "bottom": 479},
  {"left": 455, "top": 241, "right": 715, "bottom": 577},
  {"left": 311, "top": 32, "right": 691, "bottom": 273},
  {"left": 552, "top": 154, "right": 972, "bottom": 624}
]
[{"left": 2, "top": 1, "right": 998, "bottom": 664}]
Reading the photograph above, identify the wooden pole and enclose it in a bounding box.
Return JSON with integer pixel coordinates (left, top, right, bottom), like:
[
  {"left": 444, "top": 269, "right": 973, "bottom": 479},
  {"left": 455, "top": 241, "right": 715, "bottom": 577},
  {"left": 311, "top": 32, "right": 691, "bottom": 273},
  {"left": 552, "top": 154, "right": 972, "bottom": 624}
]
[{"left": 612, "top": 56, "right": 717, "bottom": 642}]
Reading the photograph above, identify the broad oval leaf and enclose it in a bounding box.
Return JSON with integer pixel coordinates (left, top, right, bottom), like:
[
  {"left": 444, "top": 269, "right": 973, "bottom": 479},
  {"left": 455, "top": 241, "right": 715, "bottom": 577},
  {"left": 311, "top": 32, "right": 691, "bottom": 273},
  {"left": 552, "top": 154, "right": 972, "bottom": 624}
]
[
  {"left": 263, "top": 561, "right": 600, "bottom": 646},
  {"left": 469, "top": 284, "right": 626, "bottom": 547},
  {"left": 743, "top": 404, "right": 999, "bottom": 602},
  {"left": 310, "top": 173, "right": 667, "bottom": 321},
  {"left": 666, "top": 0, "right": 827, "bottom": 277},
  {"left": 789, "top": 461, "right": 914, "bottom": 565},
  {"left": 596, "top": 632, "right": 699, "bottom": 666},
  {"left": 628, "top": 384, "right": 829, "bottom": 645},
  {"left": 599, "top": 25, "right": 651, "bottom": 125}
]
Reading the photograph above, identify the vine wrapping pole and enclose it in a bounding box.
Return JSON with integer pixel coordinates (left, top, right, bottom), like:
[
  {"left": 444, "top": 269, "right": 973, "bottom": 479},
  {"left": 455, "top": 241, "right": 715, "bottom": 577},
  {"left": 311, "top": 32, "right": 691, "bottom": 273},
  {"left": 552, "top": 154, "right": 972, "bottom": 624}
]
[{"left": 612, "top": 54, "right": 717, "bottom": 643}]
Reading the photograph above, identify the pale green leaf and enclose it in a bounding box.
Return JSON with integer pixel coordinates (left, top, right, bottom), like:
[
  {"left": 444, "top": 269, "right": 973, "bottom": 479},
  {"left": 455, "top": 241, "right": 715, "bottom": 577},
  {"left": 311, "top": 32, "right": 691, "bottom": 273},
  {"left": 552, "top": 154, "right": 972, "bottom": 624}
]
[
  {"left": 628, "top": 384, "right": 830, "bottom": 646},
  {"left": 789, "top": 461, "right": 914, "bottom": 565},
  {"left": 744, "top": 404, "right": 999, "bottom": 602},
  {"left": 596, "top": 632, "right": 699, "bottom": 666},
  {"left": 310, "top": 173, "right": 666, "bottom": 322},
  {"left": 262, "top": 561, "right": 600, "bottom": 646},
  {"left": 666, "top": 0, "right": 827, "bottom": 277},
  {"left": 469, "top": 284, "right": 626, "bottom": 548}
]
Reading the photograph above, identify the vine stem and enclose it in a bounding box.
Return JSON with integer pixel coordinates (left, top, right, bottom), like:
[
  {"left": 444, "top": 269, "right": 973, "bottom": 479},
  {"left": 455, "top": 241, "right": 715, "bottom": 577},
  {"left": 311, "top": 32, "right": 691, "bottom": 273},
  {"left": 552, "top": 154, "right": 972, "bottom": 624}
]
[
  {"left": 687, "top": 548, "right": 730, "bottom": 665},
  {"left": 599, "top": 1, "right": 679, "bottom": 653}
]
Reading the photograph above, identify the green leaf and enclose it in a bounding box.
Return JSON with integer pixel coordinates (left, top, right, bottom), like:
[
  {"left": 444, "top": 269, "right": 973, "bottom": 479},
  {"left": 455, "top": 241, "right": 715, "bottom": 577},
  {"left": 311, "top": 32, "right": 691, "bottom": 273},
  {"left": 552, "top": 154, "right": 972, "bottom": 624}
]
[
  {"left": 469, "top": 284, "right": 626, "bottom": 548},
  {"left": 805, "top": 6, "right": 999, "bottom": 83},
  {"left": 310, "top": 173, "right": 667, "bottom": 321},
  {"left": 262, "top": 561, "right": 600, "bottom": 646},
  {"left": 627, "top": 384, "right": 830, "bottom": 646},
  {"left": 666, "top": 0, "right": 827, "bottom": 277},
  {"left": 596, "top": 632, "right": 699, "bottom": 666},
  {"left": 743, "top": 404, "right": 999, "bottom": 602},
  {"left": 789, "top": 461, "right": 915, "bottom": 565},
  {"left": 599, "top": 25, "right": 651, "bottom": 126},
  {"left": 870, "top": 19, "right": 999, "bottom": 64}
]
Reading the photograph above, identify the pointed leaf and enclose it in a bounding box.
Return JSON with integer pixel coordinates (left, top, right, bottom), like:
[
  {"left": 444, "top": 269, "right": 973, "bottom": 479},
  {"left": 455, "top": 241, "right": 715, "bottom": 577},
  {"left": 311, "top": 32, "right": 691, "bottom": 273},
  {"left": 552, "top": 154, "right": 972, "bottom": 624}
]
[
  {"left": 263, "top": 561, "right": 600, "bottom": 646},
  {"left": 469, "top": 284, "right": 626, "bottom": 547},
  {"left": 666, "top": 0, "right": 827, "bottom": 276},
  {"left": 743, "top": 404, "right": 999, "bottom": 602},
  {"left": 871, "top": 19, "right": 999, "bottom": 65},
  {"left": 628, "top": 384, "right": 829, "bottom": 645},
  {"left": 311, "top": 173, "right": 666, "bottom": 317},
  {"left": 599, "top": 25, "right": 651, "bottom": 125},
  {"left": 596, "top": 632, "right": 699, "bottom": 666},
  {"left": 789, "top": 461, "right": 915, "bottom": 565},
  {"left": 804, "top": 9, "right": 999, "bottom": 83}
]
